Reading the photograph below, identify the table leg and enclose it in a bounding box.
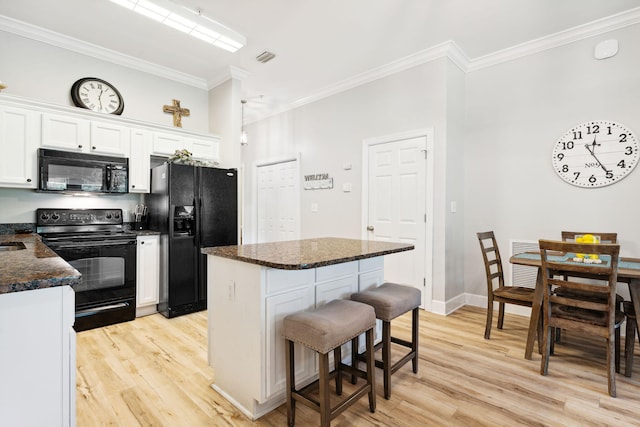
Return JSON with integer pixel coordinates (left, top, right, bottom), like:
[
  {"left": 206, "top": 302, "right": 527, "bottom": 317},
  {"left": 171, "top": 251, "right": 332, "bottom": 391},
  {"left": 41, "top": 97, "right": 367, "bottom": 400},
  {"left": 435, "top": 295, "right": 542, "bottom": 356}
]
[
  {"left": 629, "top": 279, "right": 640, "bottom": 334},
  {"left": 525, "top": 268, "right": 543, "bottom": 360}
]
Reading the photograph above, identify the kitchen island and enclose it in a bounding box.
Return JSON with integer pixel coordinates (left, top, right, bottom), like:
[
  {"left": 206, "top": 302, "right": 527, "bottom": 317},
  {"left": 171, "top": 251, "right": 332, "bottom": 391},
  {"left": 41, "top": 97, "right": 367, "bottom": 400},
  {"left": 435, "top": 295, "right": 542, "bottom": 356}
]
[
  {"left": 201, "top": 237, "right": 414, "bottom": 420},
  {"left": 0, "top": 233, "right": 80, "bottom": 427}
]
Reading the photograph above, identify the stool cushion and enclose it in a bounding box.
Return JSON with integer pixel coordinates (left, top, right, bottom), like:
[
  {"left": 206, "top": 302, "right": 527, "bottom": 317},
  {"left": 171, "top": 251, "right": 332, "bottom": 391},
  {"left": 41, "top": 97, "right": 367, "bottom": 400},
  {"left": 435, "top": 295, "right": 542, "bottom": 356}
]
[
  {"left": 282, "top": 299, "right": 375, "bottom": 354},
  {"left": 351, "top": 283, "right": 421, "bottom": 322}
]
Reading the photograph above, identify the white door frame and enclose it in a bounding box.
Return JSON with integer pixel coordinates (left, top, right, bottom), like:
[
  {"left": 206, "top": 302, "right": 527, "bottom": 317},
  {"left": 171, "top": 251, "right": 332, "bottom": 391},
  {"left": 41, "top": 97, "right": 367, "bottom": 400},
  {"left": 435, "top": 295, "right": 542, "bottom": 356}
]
[
  {"left": 252, "top": 153, "right": 301, "bottom": 244},
  {"left": 361, "top": 128, "right": 434, "bottom": 311}
]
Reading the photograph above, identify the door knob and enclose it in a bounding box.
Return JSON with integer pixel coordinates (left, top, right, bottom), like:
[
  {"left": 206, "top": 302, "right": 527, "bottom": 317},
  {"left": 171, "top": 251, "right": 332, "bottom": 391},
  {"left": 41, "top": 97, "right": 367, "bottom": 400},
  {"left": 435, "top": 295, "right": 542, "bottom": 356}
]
[{"left": 367, "top": 225, "right": 374, "bottom": 231}]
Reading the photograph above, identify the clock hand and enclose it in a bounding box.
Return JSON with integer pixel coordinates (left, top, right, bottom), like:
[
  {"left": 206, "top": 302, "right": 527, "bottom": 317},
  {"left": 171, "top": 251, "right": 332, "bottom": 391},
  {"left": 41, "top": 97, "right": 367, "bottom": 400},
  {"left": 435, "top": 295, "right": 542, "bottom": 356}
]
[{"left": 584, "top": 144, "right": 610, "bottom": 174}]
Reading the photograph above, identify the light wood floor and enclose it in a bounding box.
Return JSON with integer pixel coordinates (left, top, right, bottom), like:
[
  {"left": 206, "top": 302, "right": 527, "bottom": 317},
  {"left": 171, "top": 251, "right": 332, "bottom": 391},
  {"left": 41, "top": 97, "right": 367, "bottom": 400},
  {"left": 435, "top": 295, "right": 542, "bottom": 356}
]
[{"left": 76, "top": 306, "right": 640, "bottom": 426}]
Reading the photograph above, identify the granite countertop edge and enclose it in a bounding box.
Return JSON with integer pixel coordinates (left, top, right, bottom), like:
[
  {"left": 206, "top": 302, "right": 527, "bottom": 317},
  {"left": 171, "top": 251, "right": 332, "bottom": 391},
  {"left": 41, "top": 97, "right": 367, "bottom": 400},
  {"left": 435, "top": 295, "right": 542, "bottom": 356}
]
[
  {"left": 0, "top": 234, "right": 81, "bottom": 295},
  {"left": 202, "top": 238, "right": 415, "bottom": 270}
]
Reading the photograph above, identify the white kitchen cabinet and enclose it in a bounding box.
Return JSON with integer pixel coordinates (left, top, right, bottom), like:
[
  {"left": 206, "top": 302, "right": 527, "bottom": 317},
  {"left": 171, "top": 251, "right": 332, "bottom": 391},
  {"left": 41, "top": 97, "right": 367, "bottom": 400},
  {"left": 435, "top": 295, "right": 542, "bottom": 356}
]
[
  {"left": 0, "top": 105, "right": 39, "bottom": 188},
  {"left": 152, "top": 131, "right": 220, "bottom": 163},
  {"left": 0, "top": 286, "right": 76, "bottom": 427},
  {"left": 136, "top": 234, "right": 159, "bottom": 317},
  {"left": 89, "top": 120, "right": 130, "bottom": 156},
  {"left": 129, "top": 128, "right": 152, "bottom": 193},
  {"left": 190, "top": 136, "right": 219, "bottom": 161},
  {"left": 264, "top": 282, "right": 315, "bottom": 400},
  {"left": 41, "top": 112, "right": 91, "bottom": 152}
]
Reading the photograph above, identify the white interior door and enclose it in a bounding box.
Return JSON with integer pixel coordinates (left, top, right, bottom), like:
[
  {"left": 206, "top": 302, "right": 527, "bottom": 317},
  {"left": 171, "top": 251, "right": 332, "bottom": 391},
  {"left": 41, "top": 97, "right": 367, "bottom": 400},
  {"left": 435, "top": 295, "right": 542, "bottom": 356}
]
[
  {"left": 256, "top": 158, "right": 300, "bottom": 243},
  {"left": 364, "top": 132, "right": 432, "bottom": 309}
]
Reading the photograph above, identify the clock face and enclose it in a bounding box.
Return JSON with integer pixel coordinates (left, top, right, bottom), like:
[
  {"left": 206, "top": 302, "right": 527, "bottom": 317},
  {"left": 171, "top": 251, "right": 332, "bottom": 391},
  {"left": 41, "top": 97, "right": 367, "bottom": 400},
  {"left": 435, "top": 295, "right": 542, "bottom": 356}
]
[
  {"left": 71, "top": 78, "right": 124, "bottom": 115},
  {"left": 551, "top": 120, "right": 639, "bottom": 188}
]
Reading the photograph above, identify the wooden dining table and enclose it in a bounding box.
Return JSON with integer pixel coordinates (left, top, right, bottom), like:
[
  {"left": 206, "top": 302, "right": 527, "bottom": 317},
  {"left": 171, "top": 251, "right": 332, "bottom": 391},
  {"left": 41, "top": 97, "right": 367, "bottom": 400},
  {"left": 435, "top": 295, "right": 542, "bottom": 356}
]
[{"left": 509, "top": 251, "right": 640, "bottom": 359}]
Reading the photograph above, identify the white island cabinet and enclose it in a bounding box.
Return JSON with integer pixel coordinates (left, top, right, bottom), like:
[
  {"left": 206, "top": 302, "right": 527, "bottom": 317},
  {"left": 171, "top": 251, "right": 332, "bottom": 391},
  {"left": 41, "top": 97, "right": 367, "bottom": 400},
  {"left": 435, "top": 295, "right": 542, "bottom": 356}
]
[
  {"left": 202, "top": 237, "right": 414, "bottom": 420},
  {"left": 0, "top": 286, "right": 76, "bottom": 427}
]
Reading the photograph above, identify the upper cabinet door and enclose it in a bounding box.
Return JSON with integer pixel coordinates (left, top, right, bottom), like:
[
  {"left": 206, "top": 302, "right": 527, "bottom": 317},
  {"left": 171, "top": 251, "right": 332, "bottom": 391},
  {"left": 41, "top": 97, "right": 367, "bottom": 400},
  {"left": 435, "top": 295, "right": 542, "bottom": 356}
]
[
  {"left": 89, "top": 121, "right": 130, "bottom": 156},
  {"left": 129, "top": 128, "right": 152, "bottom": 193},
  {"left": 0, "top": 106, "right": 39, "bottom": 188},
  {"left": 41, "top": 113, "right": 90, "bottom": 152}
]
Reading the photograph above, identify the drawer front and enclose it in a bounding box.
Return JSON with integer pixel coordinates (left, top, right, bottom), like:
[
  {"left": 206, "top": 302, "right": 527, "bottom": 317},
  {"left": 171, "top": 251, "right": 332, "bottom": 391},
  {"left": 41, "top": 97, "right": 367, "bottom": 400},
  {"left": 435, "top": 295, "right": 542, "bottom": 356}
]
[
  {"left": 315, "top": 261, "right": 358, "bottom": 282},
  {"left": 265, "top": 268, "right": 315, "bottom": 296}
]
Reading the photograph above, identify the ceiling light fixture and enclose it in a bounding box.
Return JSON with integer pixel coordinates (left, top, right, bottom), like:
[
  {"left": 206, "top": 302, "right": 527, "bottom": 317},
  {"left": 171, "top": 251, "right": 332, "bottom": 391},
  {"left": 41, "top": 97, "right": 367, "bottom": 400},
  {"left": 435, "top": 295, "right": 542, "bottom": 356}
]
[
  {"left": 109, "top": 0, "right": 246, "bottom": 53},
  {"left": 240, "top": 99, "right": 248, "bottom": 146}
]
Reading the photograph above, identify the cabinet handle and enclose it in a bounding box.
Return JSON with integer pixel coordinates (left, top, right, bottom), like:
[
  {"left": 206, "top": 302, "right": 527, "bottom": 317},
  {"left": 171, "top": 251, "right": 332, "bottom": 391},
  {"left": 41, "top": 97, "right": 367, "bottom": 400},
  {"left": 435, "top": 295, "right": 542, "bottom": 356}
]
[
  {"left": 92, "top": 146, "right": 96, "bottom": 150},
  {"left": 26, "top": 178, "right": 32, "bottom": 183},
  {"left": 78, "top": 144, "right": 83, "bottom": 149},
  {"left": 132, "top": 185, "right": 136, "bottom": 188},
  {"left": 140, "top": 241, "right": 145, "bottom": 245}
]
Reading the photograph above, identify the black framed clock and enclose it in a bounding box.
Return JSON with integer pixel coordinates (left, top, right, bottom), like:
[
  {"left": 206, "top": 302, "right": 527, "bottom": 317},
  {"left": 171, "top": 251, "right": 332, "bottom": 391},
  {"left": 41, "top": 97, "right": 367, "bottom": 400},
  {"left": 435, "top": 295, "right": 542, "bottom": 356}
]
[
  {"left": 71, "top": 77, "right": 124, "bottom": 115},
  {"left": 551, "top": 120, "right": 639, "bottom": 188}
]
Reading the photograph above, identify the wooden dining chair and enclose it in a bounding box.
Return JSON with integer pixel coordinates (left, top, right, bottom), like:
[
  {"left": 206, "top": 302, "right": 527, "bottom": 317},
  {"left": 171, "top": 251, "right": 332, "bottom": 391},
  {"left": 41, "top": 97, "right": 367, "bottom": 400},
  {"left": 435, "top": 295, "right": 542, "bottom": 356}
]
[
  {"left": 556, "top": 232, "right": 624, "bottom": 343},
  {"left": 477, "top": 231, "right": 536, "bottom": 339},
  {"left": 539, "top": 239, "right": 625, "bottom": 397}
]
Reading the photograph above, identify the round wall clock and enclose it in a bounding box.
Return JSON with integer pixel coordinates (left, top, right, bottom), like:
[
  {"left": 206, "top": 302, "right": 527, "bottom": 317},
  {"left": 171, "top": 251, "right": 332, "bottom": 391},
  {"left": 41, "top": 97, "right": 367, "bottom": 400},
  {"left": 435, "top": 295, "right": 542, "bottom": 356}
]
[
  {"left": 71, "top": 77, "right": 124, "bottom": 115},
  {"left": 551, "top": 120, "right": 639, "bottom": 188}
]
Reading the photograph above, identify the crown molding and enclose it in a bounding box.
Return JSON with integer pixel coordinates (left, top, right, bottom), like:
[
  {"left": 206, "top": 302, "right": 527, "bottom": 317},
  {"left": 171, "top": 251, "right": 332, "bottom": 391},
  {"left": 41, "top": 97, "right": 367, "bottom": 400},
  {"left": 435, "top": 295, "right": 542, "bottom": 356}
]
[
  {"left": 289, "top": 41, "right": 470, "bottom": 111},
  {"left": 0, "top": 14, "right": 208, "bottom": 89},
  {"left": 468, "top": 6, "right": 640, "bottom": 72},
  {"left": 207, "top": 65, "right": 251, "bottom": 90}
]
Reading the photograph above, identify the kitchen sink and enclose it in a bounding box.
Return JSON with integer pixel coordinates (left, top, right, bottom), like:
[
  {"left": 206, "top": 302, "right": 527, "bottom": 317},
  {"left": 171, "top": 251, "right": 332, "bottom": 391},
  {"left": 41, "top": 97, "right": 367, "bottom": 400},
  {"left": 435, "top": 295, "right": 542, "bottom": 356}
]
[{"left": 0, "top": 242, "right": 27, "bottom": 251}]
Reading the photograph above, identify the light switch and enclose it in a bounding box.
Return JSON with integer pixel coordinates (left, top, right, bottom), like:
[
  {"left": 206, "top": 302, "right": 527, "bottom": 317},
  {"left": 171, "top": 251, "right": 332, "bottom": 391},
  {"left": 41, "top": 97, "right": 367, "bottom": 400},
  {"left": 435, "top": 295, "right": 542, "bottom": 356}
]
[
  {"left": 311, "top": 203, "right": 318, "bottom": 212},
  {"left": 451, "top": 201, "right": 457, "bottom": 213},
  {"left": 343, "top": 183, "right": 352, "bottom": 192}
]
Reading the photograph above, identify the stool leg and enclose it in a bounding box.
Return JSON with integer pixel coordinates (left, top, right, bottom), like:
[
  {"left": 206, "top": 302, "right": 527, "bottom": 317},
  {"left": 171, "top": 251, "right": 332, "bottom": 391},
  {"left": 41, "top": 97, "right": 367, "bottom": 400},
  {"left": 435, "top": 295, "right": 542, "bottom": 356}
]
[
  {"left": 334, "top": 345, "right": 343, "bottom": 396},
  {"left": 412, "top": 307, "right": 419, "bottom": 373},
  {"left": 350, "top": 336, "right": 358, "bottom": 384},
  {"left": 319, "top": 352, "right": 330, "bottom": 427},
  {"left": 382, "top": 319, "right": 391, "bottom": 399},
  {"left": 365, "top": 327, "right": 376, "bottom": 412},
  {"left": 285, "top": 340, "right": 295, "bottom": 427}
]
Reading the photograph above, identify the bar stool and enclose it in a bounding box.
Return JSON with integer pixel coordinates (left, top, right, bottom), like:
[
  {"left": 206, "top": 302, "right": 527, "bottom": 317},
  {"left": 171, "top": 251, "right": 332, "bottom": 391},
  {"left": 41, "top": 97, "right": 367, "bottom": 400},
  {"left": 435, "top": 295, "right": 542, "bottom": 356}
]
[
  {"left": 351, "top": 282, "right": 421, "bottom": 399},
  {"left": 282, "top": 299, "right": 376, "bottom": 427}
]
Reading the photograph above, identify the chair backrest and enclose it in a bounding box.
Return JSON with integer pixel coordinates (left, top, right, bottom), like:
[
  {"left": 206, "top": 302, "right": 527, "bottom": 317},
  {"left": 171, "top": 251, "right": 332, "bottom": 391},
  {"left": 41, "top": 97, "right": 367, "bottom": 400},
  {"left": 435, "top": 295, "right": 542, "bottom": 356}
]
[
  {"left": 560, "top": 231, "right": 618, "bottom": 244},
  {"left": 538, "top": 239, "right": 620, "bottom": 338},
  {"left": 477, "top": 231, "right": 504, "bottom": 296}
]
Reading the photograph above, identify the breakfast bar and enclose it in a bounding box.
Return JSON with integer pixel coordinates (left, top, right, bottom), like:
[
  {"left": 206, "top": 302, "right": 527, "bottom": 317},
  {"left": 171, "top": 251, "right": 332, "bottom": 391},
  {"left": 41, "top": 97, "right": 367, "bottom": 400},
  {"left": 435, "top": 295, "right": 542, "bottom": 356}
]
[{"left": 201, "top": 237, "right": 414, "bottom": 420}]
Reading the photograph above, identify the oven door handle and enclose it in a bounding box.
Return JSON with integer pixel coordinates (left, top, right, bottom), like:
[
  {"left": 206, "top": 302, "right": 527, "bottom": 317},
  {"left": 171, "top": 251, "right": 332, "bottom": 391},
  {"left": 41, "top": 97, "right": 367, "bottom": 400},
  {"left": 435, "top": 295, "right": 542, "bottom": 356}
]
[
  {"left": 76, "top": 302, "right": 130, "bottom": 318},
  {"left": 49, "top": 240, "right": 136, "bottom": 249}
]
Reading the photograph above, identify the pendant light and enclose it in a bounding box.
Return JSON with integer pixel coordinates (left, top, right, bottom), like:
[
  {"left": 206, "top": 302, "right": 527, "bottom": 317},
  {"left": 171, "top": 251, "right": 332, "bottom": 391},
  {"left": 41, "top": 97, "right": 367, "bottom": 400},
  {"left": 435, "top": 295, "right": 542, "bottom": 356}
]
[{"left": 240, "top": 99, "right": 248, "bottom": 146}]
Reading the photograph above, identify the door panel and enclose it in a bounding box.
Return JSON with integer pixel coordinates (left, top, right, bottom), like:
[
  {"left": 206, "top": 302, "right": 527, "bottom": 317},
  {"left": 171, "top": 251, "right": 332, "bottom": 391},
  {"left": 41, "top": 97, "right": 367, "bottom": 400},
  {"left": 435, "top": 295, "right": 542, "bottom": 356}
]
[
  {"left": 367, "top": 136, "right": 427, "bottom": 304},
  {"left": 257, "top": 159, "right": 300, "bottom": 243}
]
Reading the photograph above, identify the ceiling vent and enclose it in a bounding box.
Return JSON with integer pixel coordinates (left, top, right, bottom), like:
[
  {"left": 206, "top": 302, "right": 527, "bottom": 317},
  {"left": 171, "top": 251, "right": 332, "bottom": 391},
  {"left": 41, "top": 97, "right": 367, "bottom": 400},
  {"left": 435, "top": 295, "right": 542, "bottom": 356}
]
[{"left": 256, "top": 51, "right": 276, "bottom": 63}]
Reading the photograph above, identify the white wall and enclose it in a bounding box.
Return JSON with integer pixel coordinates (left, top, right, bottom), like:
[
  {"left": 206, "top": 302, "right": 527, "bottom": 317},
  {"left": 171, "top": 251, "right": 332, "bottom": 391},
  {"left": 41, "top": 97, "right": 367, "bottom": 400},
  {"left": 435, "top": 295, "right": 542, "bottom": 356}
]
[
  {"left": 463, "top": 24, "right": 640, "bottom": 301},
  {"left": 0, "top": 31, "right": 209, "bottom": 131}
]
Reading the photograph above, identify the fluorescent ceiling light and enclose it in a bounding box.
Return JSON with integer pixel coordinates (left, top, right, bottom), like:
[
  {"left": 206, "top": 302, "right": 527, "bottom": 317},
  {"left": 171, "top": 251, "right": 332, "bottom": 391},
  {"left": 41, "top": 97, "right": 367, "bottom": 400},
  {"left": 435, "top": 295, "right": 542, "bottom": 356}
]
[{"left": 109, "top": 0, "right": 245, "bottom": 52}]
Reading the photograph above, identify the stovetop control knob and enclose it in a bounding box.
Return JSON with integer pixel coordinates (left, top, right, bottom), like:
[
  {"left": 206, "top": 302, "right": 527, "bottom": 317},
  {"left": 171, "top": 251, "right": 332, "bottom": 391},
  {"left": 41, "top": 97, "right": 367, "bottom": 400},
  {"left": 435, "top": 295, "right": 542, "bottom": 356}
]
[
  {"left": 40, "top": 213, "right": 50, "bottom": 221},
  {"left": 114, "top": 212, "right": 120, "bottom": 219},
  {"left": 51, "top": 213, "right": 60, "bottom": 221},
  {"left": 106, "top": 213, "right": 112, "bottom": 219}
]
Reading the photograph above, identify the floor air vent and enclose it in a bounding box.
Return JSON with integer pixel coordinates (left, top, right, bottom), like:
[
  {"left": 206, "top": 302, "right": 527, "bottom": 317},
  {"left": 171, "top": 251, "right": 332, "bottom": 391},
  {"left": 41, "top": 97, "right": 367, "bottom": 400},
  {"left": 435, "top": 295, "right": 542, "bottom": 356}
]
[{"left": 510, "top": 240, "right": 538, "bottom": 287}]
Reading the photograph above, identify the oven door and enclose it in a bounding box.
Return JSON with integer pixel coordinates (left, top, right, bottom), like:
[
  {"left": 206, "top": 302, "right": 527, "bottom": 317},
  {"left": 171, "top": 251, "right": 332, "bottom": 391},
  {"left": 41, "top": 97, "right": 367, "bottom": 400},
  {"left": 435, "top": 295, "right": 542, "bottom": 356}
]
[{"left": 50, "top": 239, "right": 137, "bottom": 331}]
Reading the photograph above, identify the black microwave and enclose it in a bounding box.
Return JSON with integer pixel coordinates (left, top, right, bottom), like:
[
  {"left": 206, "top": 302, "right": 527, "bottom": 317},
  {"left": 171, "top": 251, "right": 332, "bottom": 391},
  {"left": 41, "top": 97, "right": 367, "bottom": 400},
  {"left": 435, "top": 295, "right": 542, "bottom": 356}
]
[{"left": 38, "top": 148, "right": 129, "bottom": 194}]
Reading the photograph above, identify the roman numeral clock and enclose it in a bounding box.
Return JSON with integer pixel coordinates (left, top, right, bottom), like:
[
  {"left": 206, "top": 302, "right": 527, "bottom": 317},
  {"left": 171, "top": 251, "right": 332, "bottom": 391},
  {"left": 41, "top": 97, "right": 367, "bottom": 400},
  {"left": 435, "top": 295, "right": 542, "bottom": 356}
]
[
  {"left": 71, "top": 77, "right": 124, "bottom": 115},
  {"left": 552, "top": 120, "right": 639, "bottom": 187}
]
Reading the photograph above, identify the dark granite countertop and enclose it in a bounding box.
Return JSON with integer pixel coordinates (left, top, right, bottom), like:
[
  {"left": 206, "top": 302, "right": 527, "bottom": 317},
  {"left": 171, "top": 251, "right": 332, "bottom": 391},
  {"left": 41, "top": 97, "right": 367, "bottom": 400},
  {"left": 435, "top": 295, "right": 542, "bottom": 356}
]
[
  {"left": 132, "top": 230, "right": 161, "bottom": 236},
  {"left": 0, "top": 234, "right": 81, "bottom": 294},
  {"left": 201, "top": 237, "right": 414, "bottom": 270}
]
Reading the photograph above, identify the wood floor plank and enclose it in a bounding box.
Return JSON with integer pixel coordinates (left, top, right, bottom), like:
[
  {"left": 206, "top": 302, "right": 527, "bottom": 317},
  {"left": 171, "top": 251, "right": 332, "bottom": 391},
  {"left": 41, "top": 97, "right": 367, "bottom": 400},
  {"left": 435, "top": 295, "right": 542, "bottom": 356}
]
[{"left": 76, "top": 306, "right": 640, "bottom": 426}]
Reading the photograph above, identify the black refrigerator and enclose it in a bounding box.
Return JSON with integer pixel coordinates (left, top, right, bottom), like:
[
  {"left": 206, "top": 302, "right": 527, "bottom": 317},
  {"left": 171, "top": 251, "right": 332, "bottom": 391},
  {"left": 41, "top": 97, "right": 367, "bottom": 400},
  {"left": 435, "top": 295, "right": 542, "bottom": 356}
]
[{"left": 146, "top": 162, "right": 238, "bottom": 318}]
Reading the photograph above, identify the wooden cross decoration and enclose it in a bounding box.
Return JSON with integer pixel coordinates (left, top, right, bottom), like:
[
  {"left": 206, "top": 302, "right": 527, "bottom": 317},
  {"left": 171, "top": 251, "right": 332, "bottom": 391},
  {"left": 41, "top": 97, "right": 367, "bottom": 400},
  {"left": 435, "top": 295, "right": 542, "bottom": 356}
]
[{"left": 163, "top": 99, "right": 190, "bottom": 128}]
